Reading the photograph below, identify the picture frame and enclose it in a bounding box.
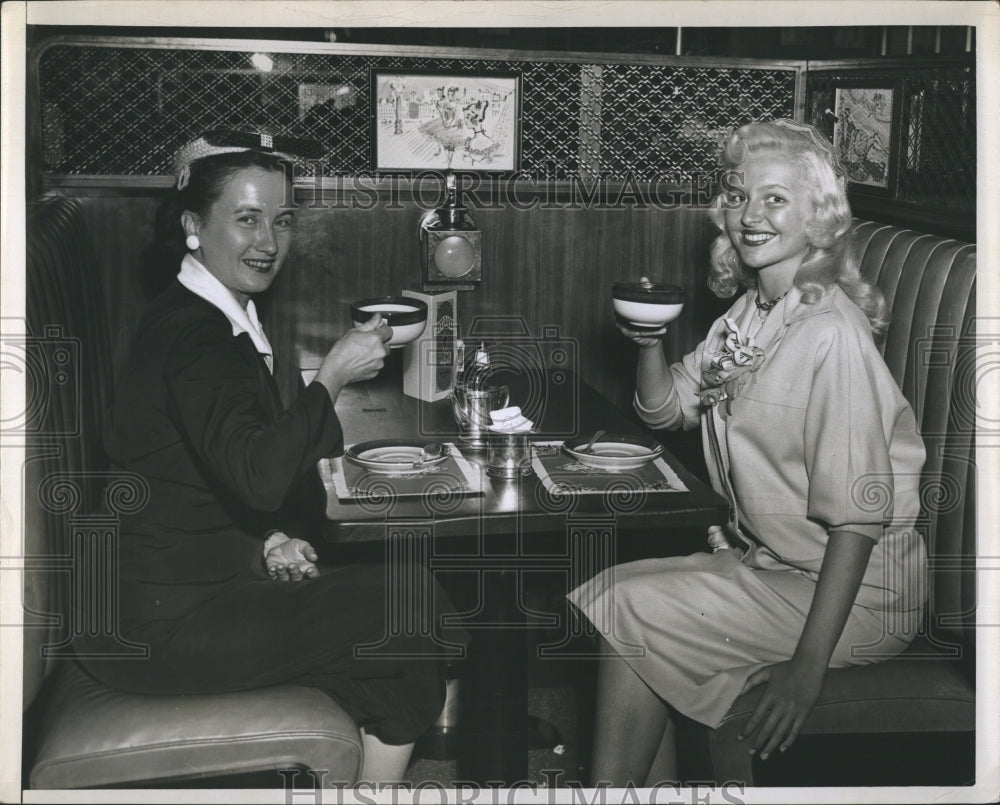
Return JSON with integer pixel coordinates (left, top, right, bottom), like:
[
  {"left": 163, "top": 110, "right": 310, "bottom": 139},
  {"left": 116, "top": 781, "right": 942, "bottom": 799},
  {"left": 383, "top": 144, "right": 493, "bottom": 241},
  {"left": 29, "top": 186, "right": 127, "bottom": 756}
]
[
  {"left": 370, "top": 69, "right": 522, "bottom": 173},
  {"left": 832, "top": 81, "right": 902, "bottom": 195}
]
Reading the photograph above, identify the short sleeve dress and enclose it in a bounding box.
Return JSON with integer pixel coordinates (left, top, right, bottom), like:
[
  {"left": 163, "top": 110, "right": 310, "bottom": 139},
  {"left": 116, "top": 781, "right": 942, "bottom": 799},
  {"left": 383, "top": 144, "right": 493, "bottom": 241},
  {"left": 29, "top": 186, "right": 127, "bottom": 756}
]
[
  {"left": 75, "top": 279, "right": 468, "bottom": 746},
  {"left": 567, "top": 284, "right": 927, "bottom": 728}
]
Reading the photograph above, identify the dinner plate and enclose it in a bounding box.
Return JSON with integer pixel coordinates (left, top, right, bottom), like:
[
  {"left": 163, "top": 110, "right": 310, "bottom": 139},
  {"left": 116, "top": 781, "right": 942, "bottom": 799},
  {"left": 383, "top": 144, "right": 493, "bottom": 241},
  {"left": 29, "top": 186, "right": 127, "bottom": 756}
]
[
  {"left": 563, "top": 433, "right": 664, "bottom": 470},
  {"left": 345, "top": 439, "right": 448, "bottom": 474}
]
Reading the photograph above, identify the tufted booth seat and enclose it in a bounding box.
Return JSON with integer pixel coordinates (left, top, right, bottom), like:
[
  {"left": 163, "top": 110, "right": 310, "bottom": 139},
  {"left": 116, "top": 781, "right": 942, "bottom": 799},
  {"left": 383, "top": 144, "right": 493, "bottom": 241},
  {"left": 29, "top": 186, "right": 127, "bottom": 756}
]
[
  {"left": 23, "top": 195, "right": 363, "bottom": 789},
  {"left": 702, "top": 220, "right": 977, "bottom": 785}
]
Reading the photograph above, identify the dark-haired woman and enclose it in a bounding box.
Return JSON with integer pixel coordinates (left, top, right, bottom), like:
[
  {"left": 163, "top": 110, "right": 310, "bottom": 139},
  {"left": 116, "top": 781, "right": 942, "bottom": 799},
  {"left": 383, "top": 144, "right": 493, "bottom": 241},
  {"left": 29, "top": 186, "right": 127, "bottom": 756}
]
[
  {"left": 569, "top": 120, "right": 927, "bottom": 786},
  {"left": 76, "top": 132, "right": 466, "bottom": 783}
]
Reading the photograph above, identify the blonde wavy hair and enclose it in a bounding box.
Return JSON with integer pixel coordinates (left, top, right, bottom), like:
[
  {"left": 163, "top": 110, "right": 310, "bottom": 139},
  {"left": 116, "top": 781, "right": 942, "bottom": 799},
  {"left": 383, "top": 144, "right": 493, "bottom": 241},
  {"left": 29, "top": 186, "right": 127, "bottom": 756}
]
[{"left": 707, "top": 119, "right": 888, "bottom": 336}]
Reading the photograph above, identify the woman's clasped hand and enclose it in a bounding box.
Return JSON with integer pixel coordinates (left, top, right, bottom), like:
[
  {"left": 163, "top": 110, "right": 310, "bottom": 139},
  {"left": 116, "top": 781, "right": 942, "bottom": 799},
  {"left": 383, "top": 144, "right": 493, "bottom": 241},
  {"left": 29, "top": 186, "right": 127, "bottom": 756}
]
[{"left": 263, "top": 531, "right": 320, "bottom": 581}]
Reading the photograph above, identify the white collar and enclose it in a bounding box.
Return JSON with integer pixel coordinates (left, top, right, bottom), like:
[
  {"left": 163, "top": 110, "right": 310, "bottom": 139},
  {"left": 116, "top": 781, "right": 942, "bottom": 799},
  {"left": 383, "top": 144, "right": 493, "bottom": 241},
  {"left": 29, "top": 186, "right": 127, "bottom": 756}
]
[{"left": 177, "top": 254, "right": 273, "bottom": 373}]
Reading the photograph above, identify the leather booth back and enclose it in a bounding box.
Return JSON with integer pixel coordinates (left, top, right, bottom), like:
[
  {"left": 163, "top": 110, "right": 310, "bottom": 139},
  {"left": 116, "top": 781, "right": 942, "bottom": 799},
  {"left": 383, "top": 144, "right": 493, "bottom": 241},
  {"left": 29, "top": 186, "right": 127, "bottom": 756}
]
[
  {"left": 24, "top": 196, "right": 114, "bottom": 706},
  {"left": 851, "top": 220, "right": 977, "bottom": 652}
]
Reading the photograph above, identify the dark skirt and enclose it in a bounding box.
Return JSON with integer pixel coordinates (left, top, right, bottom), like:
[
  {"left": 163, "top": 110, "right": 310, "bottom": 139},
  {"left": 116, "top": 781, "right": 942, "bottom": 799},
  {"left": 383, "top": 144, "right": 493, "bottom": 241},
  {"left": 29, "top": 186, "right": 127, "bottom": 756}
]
[{"left": 76, "top": 561, "right": 469, "bottom": 745}]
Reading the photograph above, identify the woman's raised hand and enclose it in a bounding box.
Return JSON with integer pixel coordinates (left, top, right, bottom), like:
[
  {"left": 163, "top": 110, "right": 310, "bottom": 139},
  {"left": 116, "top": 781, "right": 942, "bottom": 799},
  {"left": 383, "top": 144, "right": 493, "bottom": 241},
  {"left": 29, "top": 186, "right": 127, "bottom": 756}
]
[
  {"left": 617, "top": 322, "right": 668, "bottom": 348},
  {"left": 315, "top": 313, "right": 392, "bottom": 399},
  {"left": 618, "top": 276, "right": 669, "bottom": 347}
]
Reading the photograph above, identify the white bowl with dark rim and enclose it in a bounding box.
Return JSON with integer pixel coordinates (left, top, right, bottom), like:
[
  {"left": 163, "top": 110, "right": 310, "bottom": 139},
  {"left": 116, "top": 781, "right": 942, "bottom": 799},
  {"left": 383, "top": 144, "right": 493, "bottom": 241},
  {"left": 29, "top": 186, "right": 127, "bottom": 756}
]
[
  {"left": 350, "top": 296, "right": 428, "bottom": 348},
  {"left": 612, "top": 282, "right": 686, "bottom": 330},
  {"left": 563, "top": 432, "right": 664, "bottom": 470},
  {"left": 345, "top": 439, "right": 447, "bottom": 475}
]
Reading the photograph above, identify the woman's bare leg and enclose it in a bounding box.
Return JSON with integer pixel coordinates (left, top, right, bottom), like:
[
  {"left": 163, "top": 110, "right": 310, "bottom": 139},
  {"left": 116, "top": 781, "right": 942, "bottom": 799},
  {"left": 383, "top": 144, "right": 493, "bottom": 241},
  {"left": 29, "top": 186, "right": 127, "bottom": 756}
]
[
  {"left": 358, "top": 730, "right": 414, "bottom": 783},
  {"left": 589, "top": 638, "right": 673, "bottom": 787},
  {"left": 644, "top": 714, "right": 678, "bottom": 786}
]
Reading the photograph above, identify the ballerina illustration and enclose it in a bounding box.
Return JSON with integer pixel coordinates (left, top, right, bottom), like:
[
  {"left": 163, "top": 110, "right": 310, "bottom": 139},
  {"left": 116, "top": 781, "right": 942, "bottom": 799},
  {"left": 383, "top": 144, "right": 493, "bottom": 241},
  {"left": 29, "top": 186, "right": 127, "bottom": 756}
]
[{"left": 419, "top": 86, "right": 471, "bottom": 168}]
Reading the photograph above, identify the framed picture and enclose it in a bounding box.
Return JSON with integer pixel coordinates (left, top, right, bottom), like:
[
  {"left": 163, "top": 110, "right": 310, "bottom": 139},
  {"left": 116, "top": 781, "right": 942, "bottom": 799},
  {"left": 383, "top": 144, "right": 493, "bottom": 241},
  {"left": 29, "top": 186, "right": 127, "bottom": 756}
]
[
  {"left": 370, "top": 69, "right": 521, "bottom": 173},
  {"left": 832, "top": 82, "right": 902, "bottom": 194}
]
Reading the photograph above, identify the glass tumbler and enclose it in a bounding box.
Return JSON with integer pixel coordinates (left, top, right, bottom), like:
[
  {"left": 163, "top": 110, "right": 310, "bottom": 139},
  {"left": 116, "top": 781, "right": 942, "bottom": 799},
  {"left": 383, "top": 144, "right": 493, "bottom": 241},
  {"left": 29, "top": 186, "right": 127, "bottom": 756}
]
[{"left": 486, "top": 431, "right": 533, "bottom": 479}]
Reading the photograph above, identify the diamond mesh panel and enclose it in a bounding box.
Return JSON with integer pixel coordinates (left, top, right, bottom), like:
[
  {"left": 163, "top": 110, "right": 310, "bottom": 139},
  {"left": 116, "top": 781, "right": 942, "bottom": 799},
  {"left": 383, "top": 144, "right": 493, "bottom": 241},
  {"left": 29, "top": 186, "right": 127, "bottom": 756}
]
[
  {"left": 520, "top": 61, "right": 584, "bottom": 180},
  {"left": 805, "top": 65, "right": 975, "bottom": 214},
  {"left": 598, "top": 65, "right": 796, "bottom": 180},
  {"left": 36, "top": 42, "right": 798, "bottom": 181}
]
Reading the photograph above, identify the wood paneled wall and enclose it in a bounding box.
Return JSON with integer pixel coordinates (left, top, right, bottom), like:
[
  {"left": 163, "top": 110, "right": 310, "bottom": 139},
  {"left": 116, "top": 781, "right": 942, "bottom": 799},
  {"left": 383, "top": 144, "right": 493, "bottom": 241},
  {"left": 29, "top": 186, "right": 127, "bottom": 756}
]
[{"left": 67, "top": 185, "right": 731, "bottom": 416}]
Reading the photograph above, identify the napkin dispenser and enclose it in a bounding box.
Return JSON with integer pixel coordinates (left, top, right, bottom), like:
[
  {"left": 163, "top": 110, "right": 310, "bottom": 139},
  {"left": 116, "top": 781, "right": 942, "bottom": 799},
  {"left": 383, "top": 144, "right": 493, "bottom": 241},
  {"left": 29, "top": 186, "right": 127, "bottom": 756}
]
[{"left": 401, "top": 288, "right": 458, "bottom": 401}]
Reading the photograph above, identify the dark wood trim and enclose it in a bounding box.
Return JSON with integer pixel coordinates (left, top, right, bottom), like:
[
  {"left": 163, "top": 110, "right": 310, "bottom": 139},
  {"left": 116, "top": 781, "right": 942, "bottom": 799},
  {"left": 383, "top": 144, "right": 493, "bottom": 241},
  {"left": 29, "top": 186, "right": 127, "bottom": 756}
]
[
  {"left": 849, "top": 194, "right": 975, "bottom": 242},
  {"left": 25, "top": 43, "right": 43, "bottom": 203},
  {"left": 793, "top": 68, "right": 808, "bottom": 122},
  {"left": 43, "top": 176, "right": 176, "bottom": 191},
  {"left": 805, "top": 55, "right": 974, "bottom": 72},
  {"left": 43, "top": 176, "right": 720, "bottom": 210},
  {"left": 31, "top": 34, "right": 808, "bottom": 72}
]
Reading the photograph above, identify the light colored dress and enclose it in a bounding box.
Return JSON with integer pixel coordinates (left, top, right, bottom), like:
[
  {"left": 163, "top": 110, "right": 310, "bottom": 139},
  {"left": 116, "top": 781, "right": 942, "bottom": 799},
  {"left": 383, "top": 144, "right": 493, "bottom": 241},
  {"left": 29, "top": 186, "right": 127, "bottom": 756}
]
[{"left": 567, "top": 284, "right": 927, "bottom": 728}]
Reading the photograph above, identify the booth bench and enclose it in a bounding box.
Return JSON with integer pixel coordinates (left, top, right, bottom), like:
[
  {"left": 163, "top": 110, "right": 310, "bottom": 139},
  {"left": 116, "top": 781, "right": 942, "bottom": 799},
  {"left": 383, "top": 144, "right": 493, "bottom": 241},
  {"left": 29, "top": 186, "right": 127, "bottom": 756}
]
[{"left": 20, "top": 197, "right": 976, "bottom": 789}]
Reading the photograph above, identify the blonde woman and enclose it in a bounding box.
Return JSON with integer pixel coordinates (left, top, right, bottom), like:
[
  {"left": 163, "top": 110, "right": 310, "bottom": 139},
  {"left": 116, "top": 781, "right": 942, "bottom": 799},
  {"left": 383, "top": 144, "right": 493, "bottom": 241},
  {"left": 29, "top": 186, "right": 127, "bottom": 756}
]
[{"left": 569, "top": 119, "right": 926, "bottom": 786}]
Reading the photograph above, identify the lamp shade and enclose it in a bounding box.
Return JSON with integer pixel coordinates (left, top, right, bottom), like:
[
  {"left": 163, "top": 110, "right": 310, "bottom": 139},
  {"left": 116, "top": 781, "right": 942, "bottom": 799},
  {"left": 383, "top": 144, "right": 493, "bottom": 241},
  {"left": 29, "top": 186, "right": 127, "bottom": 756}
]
[
  {"left": 424, "top": 228, "right": 481, "bottom": 284},
  {"left": 434, "top": 236, "right": 477, "bottom": 278}
]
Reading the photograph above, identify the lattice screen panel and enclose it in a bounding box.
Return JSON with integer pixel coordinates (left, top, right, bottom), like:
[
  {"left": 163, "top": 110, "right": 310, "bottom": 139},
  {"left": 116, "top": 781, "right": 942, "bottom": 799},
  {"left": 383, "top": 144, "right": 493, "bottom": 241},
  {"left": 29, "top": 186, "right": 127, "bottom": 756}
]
[
  {"left": 597, "top": 65, "right": 794, "bottom": 180},
  {"left": 805, "top": 64, "right": 975, "bottom": 214},
  {"left": 36, "top": 41, "right": 797, "bottom": 181}
]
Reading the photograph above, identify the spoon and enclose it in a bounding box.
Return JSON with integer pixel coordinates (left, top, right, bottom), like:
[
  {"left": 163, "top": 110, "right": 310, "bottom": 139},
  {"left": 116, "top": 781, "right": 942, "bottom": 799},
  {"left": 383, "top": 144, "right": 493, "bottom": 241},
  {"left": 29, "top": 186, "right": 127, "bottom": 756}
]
[
  {"left": 412, "top": 443, "right": 443, "bottom": 468},
  {"left": 581, "top": 429, "right": 606, "bottom": 454}
]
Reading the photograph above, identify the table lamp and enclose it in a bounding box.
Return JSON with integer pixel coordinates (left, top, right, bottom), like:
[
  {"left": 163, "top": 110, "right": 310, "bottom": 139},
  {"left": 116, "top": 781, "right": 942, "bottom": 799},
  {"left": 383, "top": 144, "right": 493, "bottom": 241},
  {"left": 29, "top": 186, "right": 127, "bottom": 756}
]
[{"left": 419, "top": 172, "right": 481, "bottom": 288}]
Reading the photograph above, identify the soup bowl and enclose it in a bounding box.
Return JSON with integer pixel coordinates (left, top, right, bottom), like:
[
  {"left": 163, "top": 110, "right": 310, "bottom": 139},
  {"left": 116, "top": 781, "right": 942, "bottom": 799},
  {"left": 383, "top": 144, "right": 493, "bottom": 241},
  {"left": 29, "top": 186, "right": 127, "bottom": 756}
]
[
  {"left": 612, "top": 281, "right": 686, "bottom": 329},
  {"left": 350, "top": 296, "right": 429, "bottom": 348}
]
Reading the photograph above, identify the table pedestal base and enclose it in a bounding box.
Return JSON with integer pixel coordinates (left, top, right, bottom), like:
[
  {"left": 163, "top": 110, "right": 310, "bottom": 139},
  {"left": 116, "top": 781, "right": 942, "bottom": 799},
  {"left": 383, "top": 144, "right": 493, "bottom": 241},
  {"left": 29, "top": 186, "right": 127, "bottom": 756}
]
[{"left": 456, "top": 568, "right": 527, "bottom": 782}]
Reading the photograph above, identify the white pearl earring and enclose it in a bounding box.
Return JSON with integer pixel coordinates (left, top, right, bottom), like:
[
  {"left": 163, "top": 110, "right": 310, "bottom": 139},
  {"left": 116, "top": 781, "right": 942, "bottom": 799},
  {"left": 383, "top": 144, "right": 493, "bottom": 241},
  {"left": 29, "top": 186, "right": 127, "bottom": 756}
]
[{"left": 185, "top": 234, "right": 200, "bottom": 251}]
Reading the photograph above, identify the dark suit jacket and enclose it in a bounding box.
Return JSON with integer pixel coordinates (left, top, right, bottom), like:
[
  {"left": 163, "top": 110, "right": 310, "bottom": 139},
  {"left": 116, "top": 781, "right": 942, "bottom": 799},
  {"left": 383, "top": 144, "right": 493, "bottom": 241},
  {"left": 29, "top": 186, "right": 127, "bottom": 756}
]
[{"left": 104, "top": 281, "right": 343, "bottom": 620}]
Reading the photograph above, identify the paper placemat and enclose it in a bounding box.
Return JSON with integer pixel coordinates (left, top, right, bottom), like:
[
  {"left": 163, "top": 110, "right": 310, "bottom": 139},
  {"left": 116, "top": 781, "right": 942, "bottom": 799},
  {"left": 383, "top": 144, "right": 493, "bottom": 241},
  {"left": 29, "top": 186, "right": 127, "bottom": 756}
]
[
  {"left": 325, "top": 442, "right": 484, "bottom": 502},
  {"left": 530, "top": 440, "right": 688, "bottom": 496}
]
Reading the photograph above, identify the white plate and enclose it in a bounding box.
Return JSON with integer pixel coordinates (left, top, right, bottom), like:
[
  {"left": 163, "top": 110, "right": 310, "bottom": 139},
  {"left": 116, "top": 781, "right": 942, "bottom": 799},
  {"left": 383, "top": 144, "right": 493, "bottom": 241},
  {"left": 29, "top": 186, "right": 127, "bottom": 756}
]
[
  {"left": 345, "top": 440, "right": 448, "bottom": 475},
  {"left": 563, "top": 434, "right": 663, "bottom": 470}
]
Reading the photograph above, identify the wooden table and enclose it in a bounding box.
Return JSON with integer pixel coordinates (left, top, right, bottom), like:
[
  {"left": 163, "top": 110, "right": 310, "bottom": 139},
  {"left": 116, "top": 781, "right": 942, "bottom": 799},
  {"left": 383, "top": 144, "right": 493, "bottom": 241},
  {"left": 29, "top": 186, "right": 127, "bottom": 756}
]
[{"left": 315, "top": 362, "right": 728, "bottom": 783}]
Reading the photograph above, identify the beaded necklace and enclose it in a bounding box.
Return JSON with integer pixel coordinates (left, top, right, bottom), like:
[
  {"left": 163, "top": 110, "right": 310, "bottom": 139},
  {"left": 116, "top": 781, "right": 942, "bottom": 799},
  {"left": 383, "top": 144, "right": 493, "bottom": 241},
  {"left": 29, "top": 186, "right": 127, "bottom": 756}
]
[{"left": 754, "top": 289, "right": 790, "bottom": 321}]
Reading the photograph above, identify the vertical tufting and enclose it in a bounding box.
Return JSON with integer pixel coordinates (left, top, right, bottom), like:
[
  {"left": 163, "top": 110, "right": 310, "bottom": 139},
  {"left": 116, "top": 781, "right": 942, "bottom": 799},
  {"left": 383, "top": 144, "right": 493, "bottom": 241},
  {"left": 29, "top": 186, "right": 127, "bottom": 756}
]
[
  {"left": 851, "top": 220, "right": 977, "bottom": 651},
  {"left": 25, "top": 195, "right": 112, "bottom": 706}
]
